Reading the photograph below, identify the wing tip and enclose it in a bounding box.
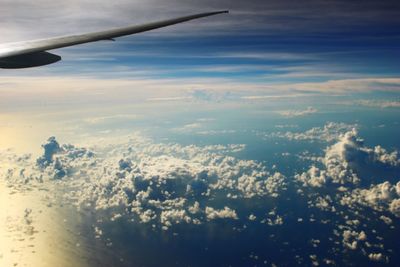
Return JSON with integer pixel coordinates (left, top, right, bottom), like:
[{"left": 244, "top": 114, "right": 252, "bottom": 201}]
[{"left": 204, "top": 10, "right": 229, "bottom": 16}]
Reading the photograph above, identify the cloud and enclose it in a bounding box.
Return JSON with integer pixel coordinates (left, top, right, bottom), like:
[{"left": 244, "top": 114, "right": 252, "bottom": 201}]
[
  {"left": 355, "top": 100, "right": 400, "bottom": 109},
  {"left": 342, "top": 230, "right": 367, "bottom": 250},
  {"left": 36, "top": 136, "right": 61, "bottom": 167},
  {"left": 205, "top": 206, "right": 238, "bottom": 220},
  {"left": 1, "top": 0, "right": 399, "bottom": 43},
  {"left": 83, "top": 114, "right": 139, "bottom": 125},
  {"left": 296, "top": 129, "right": 400, "bottom": 188},
  {"left": 290, "top": 126, "right": 400, "bottom": 223},
  {"left": 240, "top": 93, "right": 314, "bottom": 100},
  {"left": 1, "top": 75, "right": 400, "bottom": 114},
  {"left": 1, "top": 121, "right": 399, "bottom": 264},
  {"left": 368, "top": 253, "right": 388, "bottom": 263},
  {"left": 340, "top": 181, "right": 400, "bottom": 217},
  {"left": 248, "top": 214, "right": 256, "bottom": 221},
  {"left": 196, "top": 129, "right": 237, "bottom": 136},
  {"left": 372, "top": 146, "right": 400, "bottom": 167},
  {"left": 172, "top": 122, "right": 203, "bottom": 133},
  {"left": 1, "top": 133, "right": 285, "bottom": 229},
  {"left": 266, "top": 122, "right": 357, "bottom": 143},
  {"left": 283, "top": 78, "right": 400, "bottom": 93},
  {"left": 146, "top": 96, "right": 192, "bottom": 102},
  {"left": 379, "top": 215, "right": 393, "bottom": 225},
  {"left": 1, "top": 0, "right": 399, "bottom": 107},
  {"left": 160, "top": 209, "right": 191, "bottom": 228},
  {"left": 235, "top": 172, "right": 286, "bottom": 198},
  {"left": 277, "top": 107, "right": 317, "bottom": 118},
  {"left": 390, "top": 199, "right": 400, "bottom": 217},
  {"left": 266, "top": 215, "right": 284, "bottom": 226}
]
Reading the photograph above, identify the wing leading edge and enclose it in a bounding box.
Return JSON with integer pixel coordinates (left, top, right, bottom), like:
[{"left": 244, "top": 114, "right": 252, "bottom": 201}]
[{"left": 0, "top": 10, "right": 228, "bottom": 69}]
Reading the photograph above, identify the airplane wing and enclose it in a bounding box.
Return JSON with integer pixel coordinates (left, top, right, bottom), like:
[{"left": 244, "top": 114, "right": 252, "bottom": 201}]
[{"left": 0, "top": 10, "right": 228, "bottom": 69}]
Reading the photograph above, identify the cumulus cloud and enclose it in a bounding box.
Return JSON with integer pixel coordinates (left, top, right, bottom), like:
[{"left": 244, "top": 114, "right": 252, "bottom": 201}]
[
  {"left": 296, "top": 129, "right": 400, "bottom": 188},
  {"left": 1, "top": 122, "right": 399, "bottom": 265},
  {"left": 342, "top": 230, "right": 367, "bottom": 250},
  {"left": 248, "top": 214, "right": 257, "bottom": 221},
  {"left": 379, "top": 215, "right": 393, "bottom": 225},
  {"left": 273, "top": 124, "right": 400, "bottom": 263},
  {"left": 368, "top": 253, "right": 388, "bottom": 263},
  {"left": 1, "top": 133, "right": 285, "bottom": 230},
  {"left": 340, "top": 181, "right": 400, "bottom": 217},
  {"left": 289, "top": 125, "right": 400, "bottom": 259},
  {"left": 36, "top": 136, "right": 61, "bottom": 167},
  {"left": 160, "top": 209, "right": 191, "bottom": 228},
  {"left": 266, "top": 215, "right": 284, "bottom": 226},
  {"left": 371, "top": 146, "right": 400, "bottom": 167},
  {"left": 205, "top": 206, "right": 238, "bottom": 220}
]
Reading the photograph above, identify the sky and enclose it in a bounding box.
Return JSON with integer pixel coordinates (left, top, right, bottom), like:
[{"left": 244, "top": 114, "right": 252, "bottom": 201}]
[
  {"left": 1, "top": 1, "right": 400, "bottom": 267},
  {"left": 1, "top": 0, "right": 400, "bottom": 110},
  {"left": 1, "top": 0, "right": 399, "bottom": 153}
]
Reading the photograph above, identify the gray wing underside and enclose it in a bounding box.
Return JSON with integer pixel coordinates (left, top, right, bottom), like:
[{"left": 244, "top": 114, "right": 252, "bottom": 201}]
[{"left": 0, "top": 11, "right": 228, "bottom": 68}]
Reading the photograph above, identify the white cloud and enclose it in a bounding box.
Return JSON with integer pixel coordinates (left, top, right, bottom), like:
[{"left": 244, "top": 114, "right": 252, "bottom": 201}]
[
  {"left": 340, "top": 181, "right": 400, "bottom": 217},
  {"left": 342, "top": 230, "right": 367, "bottom": 250},
  {"left": 139, "top": 209, "right": 157, "bottom": 223},
  {"left": 389, "top": 199, "right": 400, "bottom": 217},
  {"left": 2, "top": 122, "right": 399, "bottom": 264},
  {"left": 296, "top": 129, "right": 400, "bottom": 188},
  {"left": 205, "top": 206, "right": 238, "bottom": 220},
  {"left": 368, "top": 253, "right": 388, "bottom": 263},
  {"left": 267, "top": 122, "right": 357, "bottom": 143},
  {"left": 196, "top": 130, "right": 237, "bottom": 136},
  {"left": 160, "top": 209, "right": 191, "bottom": 228},
  {"left": 1, "top": 133, "right": 285, "bottom": 229},
  {"left": 372, "top": 146, "right": 400, "bottom": 167},
  {"left": 268, "top": 216, "right": 284, "bottom": 226},
  {"left": 379, "top": 215, "right": 393, "bottom": 225},
  {"left": 241, "top": 93, "right": 313, "bottom": 100},
  {"left": 313, "top": 195, "right": 336, "bottom": 212},
  {"left": 356, "top": 100, "right": 400, "bottom": 109},
  {"left": 281, "top": 78, "right": 400, "bottom": 93},
  {"left": 146, "top": 96, "right": 192, "bottom": 102},
  {"left": 248, "top": 214, "right": 257, "bottom": 221},
  {"left": 277, "top": 107, "right": 317, "bottom": 118},
  {"left": 172, "top": 123, "right": 203, "bottom": 133},
  {"left": 83, "top": 114, "right": 139, "bottom": 125},
  {"left": 188, "top": 201, "right": 201, "bottom": 214},
  {"left": 234, "top": 172, "right": 286, "bottom": 198}
]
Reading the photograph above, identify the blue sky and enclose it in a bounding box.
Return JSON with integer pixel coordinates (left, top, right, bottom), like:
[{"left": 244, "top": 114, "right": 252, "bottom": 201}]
[
  {"left": 0, "top": 1, "right": 399, "bottom": 119},
  {"left": 1, "top": 0, "right": 400, "bottom": 84}
]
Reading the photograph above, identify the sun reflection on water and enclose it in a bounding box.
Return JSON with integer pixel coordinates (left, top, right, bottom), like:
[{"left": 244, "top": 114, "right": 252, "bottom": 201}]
[{"left": 0, "top": 181, "right": 89, "bottom": 267}]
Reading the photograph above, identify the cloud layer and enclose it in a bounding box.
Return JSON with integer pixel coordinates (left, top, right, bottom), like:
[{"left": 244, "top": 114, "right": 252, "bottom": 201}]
[
  {"left": 1, "top": 134, "right": 286, "bottom": 231},
  {"left": 1, "top": 121, "right": 399, "bottom": 265}
]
